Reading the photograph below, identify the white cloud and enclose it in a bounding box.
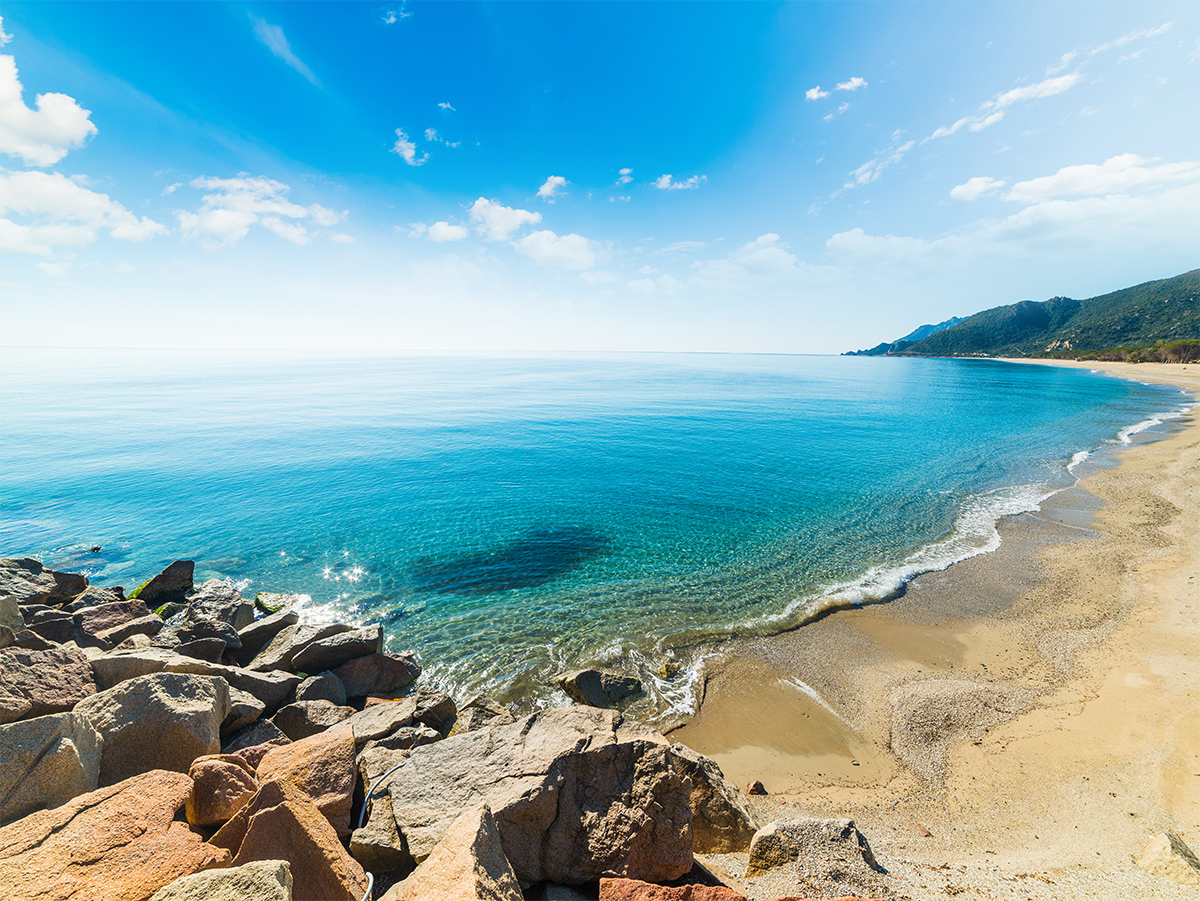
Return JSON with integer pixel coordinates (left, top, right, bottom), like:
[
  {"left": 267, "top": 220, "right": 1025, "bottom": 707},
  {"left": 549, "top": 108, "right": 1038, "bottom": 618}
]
[
  {"left": 250, "top": 15, "right": 320, "bottom": 86},
  {"left": 843, "top": 139, "right": 914, "bottom": 190},
  {"left": 951, "top": 175, "right": 1006, "bottom": 200},
  {"left": 0, "top": 53, "right": 98, "bottom": 166},
  {"left": 1003, "top": 153, "right": 1200, "bottom": 204},
  {"left": 330, "top": 233, "right": 354, "bottom": 243},
  {"left": 0, "top": 17, "right": 12, "bottom": 46},
  {"left": 537, "top": 175, "right": 568, "bottom": 201},
  {"left": 660, "top": 240, "right": 707, "bottom": 253},
  {"left": 690, "top": 234, "right": 797, "bottom": 290},
  {"left": 627, "top": 278, "right": 656, "bottom": 298},
  {"left": 513, "top": 229, "right": 595, "bottom": 270},
  {"left": 176, "top": 174, "right": 340, "bottom": 248},
  {"left": 468, "top": 197, "right": 541, "bottom": 241},
  {"left": 637, "top": 265, "right": 660, "bottom": 275},
  {"left": 1046, "top": 50, "right": 1078, "bottom": 75},
  {"left": 424, "top": 128, "right": 459, "bottom": 148},
  {"left": 427, "top": 220, "right": 469, "bottom": 242},
  {"left": 928, "top": 73, "right": 1080, "bottom": 141},
  {"left": 382, "top": 4, "right": 411, "bottom": 25},
  {"left": 616, "top": 168, "right": 633, "bottom": 185},
  {"left": 1091, "top": 22, "right": 1173, "bottom": 56},
  {"left": 438, "top": 101, "right": 455, "bottom": 111},
  {"left": 390, "top": 129, "right": 429, "bottom": 166},
  {"left": 37, "top": 261, "right": 70, "bottom": 277},
  {"left": 654, "top": 174, "right": 706, "bottom": 190},
  {"left": 0, "top": 169, "right": 165, "bottom": 255},
  {"left": 805, "top": 86, "right": 829, "bottom": 101},
  {"left": 836, "top": 77, "right": 867, "bottom": 91}
]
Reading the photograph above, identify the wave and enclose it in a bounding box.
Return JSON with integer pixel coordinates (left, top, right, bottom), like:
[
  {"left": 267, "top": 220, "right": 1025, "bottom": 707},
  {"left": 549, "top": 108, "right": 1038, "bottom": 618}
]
[
  {"left": 1113, "top": 404, "right": 1193, "bottom": 445},
  {"left": 1067, "top": 450, "right": 1090, "bottom": 473}
]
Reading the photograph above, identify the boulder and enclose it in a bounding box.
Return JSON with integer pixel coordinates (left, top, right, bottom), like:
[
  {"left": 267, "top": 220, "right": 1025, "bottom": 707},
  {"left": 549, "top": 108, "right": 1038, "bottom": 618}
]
[
  {"left": 116, "top": 632, "right": 153, "bottom": 651},
  {"left": 0, "top": 645, "right": 97, "bottom": 724},
  {"left": 178, "top": 617, "right": 242, "bottom": 649},
  {"left": 149, "top": 859, "right": 293, "bottom": 901},
  {"left": 74, "top": 599, "right": 152, "bottom": 636},
  {"left": 61, "top": 585, "right": 124, "bottom": 613},
  {"left": 361, "top": 723, "right": 442, "bottom": 755},
  {"left": 382, "top": 705, "right": 693, "bottom": 885},
  {"left": 295, "top": 671, "right": 348, "bottom": 706},
  {"left": 598, "top": 879, "right": 746, "bottom": 901},
  {"left": 291, "top": 623, "right": 384, "bottom": 674},
  {"left": 223, "top": 687, "right": 266, "bottom": 736},
  {"left": 95, "top": 613, "right": 165, "bottom": 645},
  {"left": 249, "top": 622, "right": 354, "bottom": 672},
  {"left": 255, "top": 591, "right": 302, "bottom": 613},
  {"left": 409, "top": 685, "right": 458, "bottom": 732},
  {"left": 558, "top": 669, "right": 645, "bottom": 708},
  {"left": 223, "top": 719, "right": 291, "bottom": 755},
  {"left": 273, "top": 699, "right": 355, "bottom": 740},
  {"left": 186, "top": 754, "right": 258, "bottom": 827},
  {"left": 178, "top": 637, "right": 227, "bottom": 662},
  {"left": 256, "top": 724, "right": 356, "bottom": 833},
  {"left": 0, "top": 711, "right": 102, "bottom": 825},
  {"left": 744, "top": 817, "right": 888, "bottom": 899},
  {"left": 74, "top": 672, "right": 230, "bottom": 785},
  {"left": 235, "top": 608, "right": 300, "bottom": 664},
  {"left": 388, "top": 803, "right": 522, "bottom": 901},
  {"left": 13, "top": 628, "right": 56, "bottom": 650},
  {"left": 334, "top": 651, "right": 421, "bottom": 697},
  {"left": 0, "top": 624, "right": 13, "bottom": 649},
  {"left": 0, "top": 769, "right": 229, "bottom": 901},
  {"left": 353, "top": 747, "right": 417, "bottom": 877},
  {"left": 210, "top": 778, "right": 368, "bottom": 901},
  {"left": 669, "top": 743, "right": 759, "bottom": 853},
  {"left": 130, "top": 559, "right": 194, "bottom": 605},
  {"left": 1136, "top": 832, "right": 1200, "bottom": 885},
  {"left": 346, "top": 697, "right": 422, "bottom": 743},
  {"left": 0, "top": 558, "right": 88, "bottom": 614},
  {"left": 448, "top": 694, "right": 515, "bottom": 736},
  {"left": 90, "top": 647, "right": 300, "bottom": 710},
  {"left": 183, "top": 579, "right": 255, "bottom": 631},
  {"left": 23, "top": 609, "right": 74, "bottom": 643}
]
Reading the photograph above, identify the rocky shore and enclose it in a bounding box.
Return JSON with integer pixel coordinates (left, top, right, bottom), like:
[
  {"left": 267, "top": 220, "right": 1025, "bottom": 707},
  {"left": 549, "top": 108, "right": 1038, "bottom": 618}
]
[{"left": 0, "top": 555, "right": 891, "bottom": 901}]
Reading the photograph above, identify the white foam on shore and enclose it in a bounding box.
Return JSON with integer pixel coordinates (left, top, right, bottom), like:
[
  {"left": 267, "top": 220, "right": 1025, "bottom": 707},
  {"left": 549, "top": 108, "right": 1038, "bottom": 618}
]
[
  {"left": 782, "top": 676, "right": 847, "bottom": 725},
  {"left": 1067, "top": 450, "right": 1091, "bottom": 474}
]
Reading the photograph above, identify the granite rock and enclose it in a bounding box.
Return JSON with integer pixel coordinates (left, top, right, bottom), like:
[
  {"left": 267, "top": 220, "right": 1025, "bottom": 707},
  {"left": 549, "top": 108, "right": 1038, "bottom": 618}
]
[
  {"left": 183, "top": 579, "right": 255, "bottom": 631},
  {"left": 558, "top": 668, "right": 645, "bottom": 708},
  {"left": 0, "top": 711, "right": 102, "bottom": 825},
  {"left": 186, "top": 754, "right": 258, "bottom": 827},
  {"left": 256, "top": 723, "right": 356, "bottom": 833},
  {"left": 291, "top": 623, "right": 384, "bottom": 674},
  {"left": 273, "top": 699, "right": 356, "bottom": 740},
  {"left": 249, "top": 622, "right": 354, "bottom": 672},
  {"left": 334, "top": 651, "right": 421, "bottom": 698},
  {"left": 0, "top": 645, "right": 97, "bottom": 724},
  {"left": 131, "top": 559, "right": 194, "bottom": 605},
  {"left": 388, "top": 803, "right": 522, "bottom": 901},
  {"left": 669, "top": 743, "right": 759, "bottom": 853},
  {"left": 295, "top": 671, "right": 348, "bottom": 706},
  {"left": 149, "top": 859, "right": 293, "bottom": 901},
  {"left": 235, "top": 608, "right": 300, "bottom": 665}
]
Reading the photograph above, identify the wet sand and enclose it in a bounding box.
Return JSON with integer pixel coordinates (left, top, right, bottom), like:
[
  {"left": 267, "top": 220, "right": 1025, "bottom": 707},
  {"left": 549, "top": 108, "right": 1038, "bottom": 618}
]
[{"left": 673, "top": 361, "right": 1200, "bottom": 899}]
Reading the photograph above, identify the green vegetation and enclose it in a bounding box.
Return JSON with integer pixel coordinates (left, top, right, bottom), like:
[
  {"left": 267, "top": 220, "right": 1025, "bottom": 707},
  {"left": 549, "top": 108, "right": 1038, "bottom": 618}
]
[{"left": 853, "top": 270, "right": 1199, "bottom": 360}]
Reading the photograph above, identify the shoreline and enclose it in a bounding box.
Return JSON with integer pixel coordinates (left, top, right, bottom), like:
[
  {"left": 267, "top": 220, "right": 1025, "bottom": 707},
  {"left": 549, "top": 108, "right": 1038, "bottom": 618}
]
[{"left": 671, "top": 360, "right": 1200, "bottom": 899}]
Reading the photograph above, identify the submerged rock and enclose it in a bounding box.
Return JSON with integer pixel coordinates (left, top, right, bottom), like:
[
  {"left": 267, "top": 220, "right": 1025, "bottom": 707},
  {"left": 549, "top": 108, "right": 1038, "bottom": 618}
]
[{"left": 558, "top": 668, "right": 645, "bottom": 708}]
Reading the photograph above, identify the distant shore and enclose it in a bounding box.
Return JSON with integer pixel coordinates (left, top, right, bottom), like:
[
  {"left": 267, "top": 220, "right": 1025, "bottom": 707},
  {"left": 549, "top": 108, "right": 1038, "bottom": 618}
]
[{"left": 673, "top": 360, "right": 1200, "bottom": 899}]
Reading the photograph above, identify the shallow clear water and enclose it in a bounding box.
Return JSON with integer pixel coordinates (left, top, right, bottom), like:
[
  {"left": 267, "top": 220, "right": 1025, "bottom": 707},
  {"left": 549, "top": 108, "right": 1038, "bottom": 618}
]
[{"left": 0, "top": 350, "right": 1189, "bottom": 713}]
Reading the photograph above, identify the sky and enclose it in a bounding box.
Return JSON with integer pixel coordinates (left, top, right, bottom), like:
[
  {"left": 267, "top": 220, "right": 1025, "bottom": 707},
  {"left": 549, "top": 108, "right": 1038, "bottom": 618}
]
[{"left": 0, "top": 1, "right": 1197, "bottom": 353}]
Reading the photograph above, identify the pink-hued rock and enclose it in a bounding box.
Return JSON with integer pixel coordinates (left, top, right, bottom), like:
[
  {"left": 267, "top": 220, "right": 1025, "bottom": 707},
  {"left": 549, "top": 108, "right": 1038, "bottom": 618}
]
[
  {"left": 0, "top": 769, "right": 230, "bottom": 901},
  {"left": 186, "top": 754, "right": 258, "bottom": 826},
  {"left": 0, "top": 646, "right": 97, "bottom": 724},
  {"left": 210, "top": 778, "right": 368, "bottom": 901},
  {"left": 256, "top": 723, "right": 355, "bottom": 833},
  {"left": 74, "top": 599, "right": 152, "bottom": 636},
  {"left": 0, "top": 712, "right": 102, "bottom": 825},
  {"left": 599, "top": 879, "right": 746, "bottom": 901}
]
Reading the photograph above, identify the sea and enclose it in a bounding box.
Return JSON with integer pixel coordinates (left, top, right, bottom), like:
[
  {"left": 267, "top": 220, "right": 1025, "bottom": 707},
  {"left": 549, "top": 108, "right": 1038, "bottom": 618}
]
[{"left": 1, "top": 349, "right": 1191, "bottom": 719}]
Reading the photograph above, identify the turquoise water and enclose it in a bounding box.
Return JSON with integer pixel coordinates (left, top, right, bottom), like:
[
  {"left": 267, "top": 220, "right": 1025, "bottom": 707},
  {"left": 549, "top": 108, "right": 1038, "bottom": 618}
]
[{"left": 0, "top": 350, "right": 1189, "bottom": 714}]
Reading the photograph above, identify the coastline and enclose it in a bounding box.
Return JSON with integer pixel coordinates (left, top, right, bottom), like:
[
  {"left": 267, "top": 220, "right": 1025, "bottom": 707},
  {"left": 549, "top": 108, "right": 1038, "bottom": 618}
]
[{"left": 672, "top": 360, "right": 1200, "bottom": 899}]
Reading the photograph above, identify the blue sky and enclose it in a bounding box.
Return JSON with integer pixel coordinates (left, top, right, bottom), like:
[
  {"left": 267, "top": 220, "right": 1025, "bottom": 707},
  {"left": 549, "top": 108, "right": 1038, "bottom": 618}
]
[{"left": 1, "top": 1, "right": 1196, "bottom": 352}]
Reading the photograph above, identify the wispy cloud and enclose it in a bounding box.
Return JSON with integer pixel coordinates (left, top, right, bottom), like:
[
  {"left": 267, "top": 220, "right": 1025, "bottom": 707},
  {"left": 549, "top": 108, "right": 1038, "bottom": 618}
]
[
  {"left": 1090, "top": 22, "right": 1172, "bottom": 56},
  {"left": 250, "top": 15, "right": 320, "bottom": 86},
  {"left": 616, "top": 168, "right": 633, "bottom": 185},
  {"left": 424, "top": 128, "right": 459, "bottom": 148},
  {"left": 824, "top": 102, "right": 850, "bottom": 122},
  {"left": 390, "top": 128, "right": 428, "bottom": 166},
  {"left": 1002, "top": 153, "right": 1200, "bottom": 204},
  {"left": 176, "top": 175, "right": 340, "bottom": 249},
  {"left": 655, "top": 174, "right": 706, "bottom": 190},
  {"left": 537, "top": 175, "right": 568, "bottom": 201},
  {"left": 842, "top": 137, "right": 914, "bottom": 190},
  {"left": 382, "top": 4, "right": 412, "bottom": 25},
  {"left": 438, "top": 101, "right": 456, "bottom": 111},
  {"left": 805, "top": 86, "right": 830, "bottom": 101},
  {"left": 836, "top": 76, "right": 867, "bottom": 91},
  {"left": 1046, "top": 50, "right": 1078, "bottom": 75},
  {"left": 928, "top": 73, "right": 1080, "bottom": 140},
  {"left": 950, "top": 176, "right": 1006, "bottom": 200}
]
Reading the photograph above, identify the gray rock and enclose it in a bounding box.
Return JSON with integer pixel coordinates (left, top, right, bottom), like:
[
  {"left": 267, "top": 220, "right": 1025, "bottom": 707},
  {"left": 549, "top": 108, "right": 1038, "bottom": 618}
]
[
  {"left": 249, "top": 622, "right": 354, "bottom": 672},
  {"left": 13, "top": 628, "right": 57, "bottom": 650},
  {"left": 95, "top": 613, "right": 164, "bottom": 646},
  {"left": 378, "top": 705, "right": 693, "bottom": 885},
  {"left": 183, "top": 580, "right": 255, "bottom": 631},
  {"left": 291, "top": 624, "right": 383, "bottom": 674},
  {"left": 0, "top": 558, "right": 88, "bottom": 617},
  {"left": 669, "top": 743, "right": 759, "bottom": 853},
  {"left": 115, "top": 633, "right": 153, "bottom": 651},
  {"left": 410, "top": 685, "right": 458, "bottom": 733},
  {"left": 0, "top": 646, "right": 97, "bottom": 724},
  {"left": 149, "top": 859, "right": 293, "bottom": 901},
  {"left": 74, "top": 671, "right": 231, "bottom": 785},
  {"left": 744, "top": 816, "right": 888, "bottom": 898},
  {"left": 61, "top": 585, "right": 123, "bottom": 613},
  {"left": 295, "top": 671, "right": 347, "bottom": 706},
  {"left": 448, "top": 694, "right": 515, "bottom": 736},
  {"left": 360, "top": 723, "right": 442, "bottom": 755},
  {"left": 222, "top": 719, "right": 291, "bottom": 755},
  {"left": 24, "top": 610, "right": 75, "bottom": 644},
  {"left": 332, "top": 651, "right": 421, "bottom": 698},
  {"left": 346, "top": 699, "right": 420, "bottom": 744},
  {"left": 0, "top": 711, "right": 102, "bottom": 825},
  {"left": 557, "top": 668, "right": 645, "bottom": 708},
  {"left": 178, "top": 617, "right": 242, "bottom": 649},
  {"left": 235, "top": 609, "right": 300, "bottom": 665},
  {"left": 177, "top": 637, "right": 227, "bottom": 662},
  {"left": 74, "top": 599, "right": 152, "bottom": 636},
  {"left": 395, "top": 802, "right": 522, "bottom": 901},
  {"left": 255, "top": 591, "right": 302, "bottom": 614},
  {"left": 272, "top": 700, "right": 355, "bottom": 741},
  {"left": 130, "top": 559, "right": 194, "bottom": 605},
  {"left": 223, "top": 687, "right": 266, "bottom": 736},
  {"left": 0, "top": 625, "right": 13, "bottom": 649}
]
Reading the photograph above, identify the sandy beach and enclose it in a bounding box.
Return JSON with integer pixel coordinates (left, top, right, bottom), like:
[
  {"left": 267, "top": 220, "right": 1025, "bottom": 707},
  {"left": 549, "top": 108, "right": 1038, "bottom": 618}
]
[{"left": 672, "top": 360, "right": 1200, "bottom": 899}]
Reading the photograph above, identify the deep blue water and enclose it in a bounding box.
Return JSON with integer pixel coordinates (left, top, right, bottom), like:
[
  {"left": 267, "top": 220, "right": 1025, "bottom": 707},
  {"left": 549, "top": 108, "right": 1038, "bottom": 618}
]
[{"left": 0, "top": 350, "right": 1189, "bottom": 713}]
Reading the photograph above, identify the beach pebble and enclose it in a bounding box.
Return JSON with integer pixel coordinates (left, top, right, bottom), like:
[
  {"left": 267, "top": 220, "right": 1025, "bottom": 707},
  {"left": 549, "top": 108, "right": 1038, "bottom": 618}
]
[{"left": 747, "top": 779, "right": 768, "bottom": 795}]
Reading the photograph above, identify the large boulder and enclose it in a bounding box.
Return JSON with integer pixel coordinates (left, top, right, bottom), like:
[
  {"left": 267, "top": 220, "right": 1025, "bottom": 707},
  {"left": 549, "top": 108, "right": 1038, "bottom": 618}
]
[
  {"left": 387, "top": 803, "right": 522, "bottom": 901},
  {"left": 90, "top": 647, "right": 300, "bottom": 710},
  {"left": 149, "top": 859, "right": 293, "bottom": 901},
  {"left": 272, "top": 699, "right": 355, "bottom": 740},
  {"left": 61, "top": 585, "right": 124, "bottom": 613},
  {"left": 0, "top": 646, "right": 97, "bottom": 724},
  {"left": 178, "top": 617, "right": 242, "bottom": 650},
  {"left": 74, "top": 599, "right": 152, "bottom": 636},
  {"left": 380, "top": 705, "right": 694, "bottom": 885},
  {"left": 223, "top": 719, "right": 291, "bottom": 755},
  {"left": 183, "top": 579, "right": 255, "bottom": 631},
  {"left": 249, "top": 622, "right": 354, "bottom": 672},
  {"left": 558, "top": 669, "right": 645, "bottom": 708},
  {"left": 95, "top": 613, "right": 165, "bottom": 646},
  {"left": 74, "top": 672, "right": 230, "bottom": 785},
  {"left": 130, "top": 559, "right": 194, "bottom": 605},
  {"left": 185, "top": 754, "right": 258, "bottom": 827},
  {"left": 256, "top": 723, "right": 356, "bottom": 834},
  {"left": 334, "top": 651, "right": 421, "bottom": 698},
  {"left": 598, "top": 879, "right": 747, "bottom": 901},
  {"left": 291, "top": 624, "right": 384, "bottom": 674},
  {"left": 343, "top": 688, "right": 456, "bottom": 745},
  {"left": 223, "top": 687, "right": 266, "bottom": 736},
  {"left": 235, "top": 608, "right": 300, "bottom": 665},
  {"left": 210, "top": 778, "right": 369, "bottom": 901},
  {"left": 295, "top": 671, "right": 348, "bottom": 706},
  {"left": 0, "top": 711, "right": 102, "bottom": 825},
  {"left": 668, "top": 743, "right": 759, "bottom": 853},
  {"left": 0, "top": 558, "right": 88, "bottom": 615},
  {"left": 352, "top": 748, "right": 417, "bottom": 877},
  {"left": 0, "top": 769, "right": 230, "bottom": 901},
  {"left": 744, "top": 817, "right": 888, "bottom": 898},
  {"left": 448, "top": 694, "right": 515, "bottom": 736}
]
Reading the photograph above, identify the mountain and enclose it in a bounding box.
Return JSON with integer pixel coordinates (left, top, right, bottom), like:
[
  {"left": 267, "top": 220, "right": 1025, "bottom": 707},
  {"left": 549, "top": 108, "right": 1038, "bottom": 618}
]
[
  {"left": 844, "top": 316, "right": 966, "bottom": 356},
  {"left": 845, "top": 270, "right": 1199, "bottom": 358}
]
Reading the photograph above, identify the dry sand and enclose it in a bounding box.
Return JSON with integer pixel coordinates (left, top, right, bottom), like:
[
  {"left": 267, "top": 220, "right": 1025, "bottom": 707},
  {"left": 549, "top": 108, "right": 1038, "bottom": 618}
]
[{"left": 672, "top": 361, "right": 1200, "bottom": 900}]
